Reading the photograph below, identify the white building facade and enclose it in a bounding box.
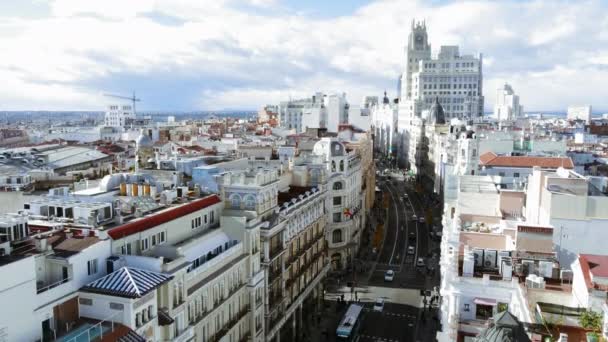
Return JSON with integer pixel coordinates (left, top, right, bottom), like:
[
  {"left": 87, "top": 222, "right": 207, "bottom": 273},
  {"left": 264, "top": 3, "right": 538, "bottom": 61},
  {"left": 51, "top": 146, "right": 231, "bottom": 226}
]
[
  {"left": 494, "top": 83, "right": 523, "bottom": 121},
  {"left": 397, "top": 21, "right": 484, "bottom": 169}
]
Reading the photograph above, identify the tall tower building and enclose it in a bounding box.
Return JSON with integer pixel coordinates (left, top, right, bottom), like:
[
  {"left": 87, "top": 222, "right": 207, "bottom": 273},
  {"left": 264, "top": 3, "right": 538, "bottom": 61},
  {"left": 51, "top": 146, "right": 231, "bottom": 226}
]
[
  {"left": 494, "top": 83, "right": 523, "bottom": 121},
  {"left": 400, "top": 20, "right": 431, "bottom": 101},
  {"left": 397, "top": 20, "right": 484, "bottom": 169}
]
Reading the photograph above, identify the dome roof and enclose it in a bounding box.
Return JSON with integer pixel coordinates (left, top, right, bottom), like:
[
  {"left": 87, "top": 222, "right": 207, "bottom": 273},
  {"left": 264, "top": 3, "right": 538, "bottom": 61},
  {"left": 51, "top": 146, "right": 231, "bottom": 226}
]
[
  {"left": 429, "top": 97, "right": 446, "bottom": 125},
  {"left": 383, "top": 91, "right": 390, "bottom": 105},
  {"left": 136, "top": 129, "right": 153, "bottom": 149},
  {"left": 476, "top": 311, "right": 530, "bottom": 342}
]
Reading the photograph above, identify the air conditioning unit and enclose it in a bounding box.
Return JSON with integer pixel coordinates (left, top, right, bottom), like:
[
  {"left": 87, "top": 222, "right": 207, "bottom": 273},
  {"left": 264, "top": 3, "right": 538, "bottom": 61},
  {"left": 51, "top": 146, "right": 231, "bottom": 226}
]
[
  {"left": 500, "top": 257, "right": 513, "bottom": 281},
  {"left": 106, "top": 256, "right": 126, "bottom": 274},
  {"left": 525, "top": 274, "right": 545, "bottom": 289}
]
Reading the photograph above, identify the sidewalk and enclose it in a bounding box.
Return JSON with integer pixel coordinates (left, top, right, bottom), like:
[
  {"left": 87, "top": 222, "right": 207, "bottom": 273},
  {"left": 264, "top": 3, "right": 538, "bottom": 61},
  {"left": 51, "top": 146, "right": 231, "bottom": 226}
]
[{"left": 307, "top": 300, "right": 347, "bottom": 342}]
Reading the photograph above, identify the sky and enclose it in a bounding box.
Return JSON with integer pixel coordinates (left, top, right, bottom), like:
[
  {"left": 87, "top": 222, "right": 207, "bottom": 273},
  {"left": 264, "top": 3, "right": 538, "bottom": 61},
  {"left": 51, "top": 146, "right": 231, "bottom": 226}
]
[{"left": 0, "top": 0, "right": 607, "bottom": 112}]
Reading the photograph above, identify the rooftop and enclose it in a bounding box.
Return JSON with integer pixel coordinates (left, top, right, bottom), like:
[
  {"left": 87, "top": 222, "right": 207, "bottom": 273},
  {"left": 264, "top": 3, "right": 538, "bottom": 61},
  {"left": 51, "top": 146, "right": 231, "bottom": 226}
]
[
  {"left": 579, "top": 254, "right": 608, "bottom": 290},
  {"left": 480, "top": 152, "right": 574, "bottom": 169},
  {"left": 81, "top": 266, "right": 173, "bottom": 299},
  {"left": 107, "top": 195, "right": 221, "bottom": 240}
]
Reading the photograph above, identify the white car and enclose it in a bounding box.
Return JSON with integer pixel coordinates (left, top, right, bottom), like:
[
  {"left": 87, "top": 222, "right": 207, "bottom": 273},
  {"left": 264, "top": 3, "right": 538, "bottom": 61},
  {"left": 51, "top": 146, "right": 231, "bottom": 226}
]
[
  {"left": 402, "top": 193, "right": 408, "bottom": 199},
  {"left": 416, "top": 257, "right": 425, "bottom": 267},
  {"left": 411, "top": 214, "right": 417, "bottom": 221},
  {"left": 419, "top": 217, "right": 425, "bottom": 224},
  {"left": 384, "top": 270, "right": 395, "bottom": 282},
  {"left": 407, "top": 246, "right": 415, "bottom": 255},
  {"left": 373, "top": 298, "right": 385, "bottom": 312}
]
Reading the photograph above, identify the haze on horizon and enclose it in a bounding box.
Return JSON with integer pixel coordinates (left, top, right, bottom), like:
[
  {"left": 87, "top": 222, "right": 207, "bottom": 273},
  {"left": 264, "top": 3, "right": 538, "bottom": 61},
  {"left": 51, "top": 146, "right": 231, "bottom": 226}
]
[{"left": 0, "top": 0, "right": 607, "bottom": 112}]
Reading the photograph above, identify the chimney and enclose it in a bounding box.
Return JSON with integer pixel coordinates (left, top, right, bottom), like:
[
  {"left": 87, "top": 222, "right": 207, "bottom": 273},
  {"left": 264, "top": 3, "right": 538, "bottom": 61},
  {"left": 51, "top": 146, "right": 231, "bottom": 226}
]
[{"left": 35, "top": 237, "right": 48, "bottom": 252}]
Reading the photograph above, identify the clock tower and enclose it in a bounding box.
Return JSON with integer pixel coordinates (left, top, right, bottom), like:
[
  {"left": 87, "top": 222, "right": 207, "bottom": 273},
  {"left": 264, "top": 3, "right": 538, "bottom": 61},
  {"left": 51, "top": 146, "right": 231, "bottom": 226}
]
[{"left": 400, "top": 20, "right": 431, "bottom": 101}]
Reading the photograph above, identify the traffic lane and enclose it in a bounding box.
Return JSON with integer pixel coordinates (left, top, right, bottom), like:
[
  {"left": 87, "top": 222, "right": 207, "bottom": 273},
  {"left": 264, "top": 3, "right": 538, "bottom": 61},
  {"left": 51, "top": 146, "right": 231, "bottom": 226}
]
[
  {"left": 368, "top": 266, "right": 428, "bottom": 289},
  {"left": 377, "top": 183, "right": 399, "bottom": 264},
  {"left": 357, "top": 303, "right": 418, "bottom": 342},
  {"left": 378, "top": 179, "right": 408, "bottom": 265},
  {"left": 385, "top": 183, "right": 409, "bottom": 266}
]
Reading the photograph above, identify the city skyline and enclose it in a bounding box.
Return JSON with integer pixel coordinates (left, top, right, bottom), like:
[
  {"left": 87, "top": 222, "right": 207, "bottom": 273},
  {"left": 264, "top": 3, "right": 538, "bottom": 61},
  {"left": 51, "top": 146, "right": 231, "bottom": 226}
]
[{"left": 1, "top": 0, "right": 607, "bottom": 111}]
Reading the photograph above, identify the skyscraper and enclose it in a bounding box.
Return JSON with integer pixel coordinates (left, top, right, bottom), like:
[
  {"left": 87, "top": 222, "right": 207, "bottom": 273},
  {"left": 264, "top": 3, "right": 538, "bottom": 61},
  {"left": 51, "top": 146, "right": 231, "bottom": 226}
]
[
  {"left": 397, "top": 20, "right": 484, "bottom": 169},
  {"left": 494, "top": 83, "right": 523, "bottom": 121}
]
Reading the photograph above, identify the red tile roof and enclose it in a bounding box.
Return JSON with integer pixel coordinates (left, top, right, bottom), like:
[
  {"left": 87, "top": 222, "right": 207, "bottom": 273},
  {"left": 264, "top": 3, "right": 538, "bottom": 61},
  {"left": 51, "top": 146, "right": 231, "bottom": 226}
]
[
  {"left": 479, "top": 152, "right": 574, "bottom": 169},
  {"left": 579, "top": 254, "right": 608, "bottom": 290},
  {"left": 108, "top": 195, "right": 221, "bottom": 239}
]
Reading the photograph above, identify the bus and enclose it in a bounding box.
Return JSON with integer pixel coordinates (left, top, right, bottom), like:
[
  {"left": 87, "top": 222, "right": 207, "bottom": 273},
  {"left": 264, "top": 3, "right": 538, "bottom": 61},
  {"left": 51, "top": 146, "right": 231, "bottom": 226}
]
[{"left": 336, "top": 304, "right": 363, "bottom": 341}]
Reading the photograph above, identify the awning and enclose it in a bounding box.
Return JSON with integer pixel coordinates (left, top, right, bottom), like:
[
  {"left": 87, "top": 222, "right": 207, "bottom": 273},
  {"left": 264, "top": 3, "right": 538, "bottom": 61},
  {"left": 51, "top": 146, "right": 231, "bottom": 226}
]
[{"left": 474, "top": 297, "right": 497, "bottom": 306}]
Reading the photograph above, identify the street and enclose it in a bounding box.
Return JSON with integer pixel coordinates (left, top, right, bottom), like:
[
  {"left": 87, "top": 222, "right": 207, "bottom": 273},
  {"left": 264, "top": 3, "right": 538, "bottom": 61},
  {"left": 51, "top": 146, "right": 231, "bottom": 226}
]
[{"left": 322, "top": 159, "right": 443, "bottom": 342}]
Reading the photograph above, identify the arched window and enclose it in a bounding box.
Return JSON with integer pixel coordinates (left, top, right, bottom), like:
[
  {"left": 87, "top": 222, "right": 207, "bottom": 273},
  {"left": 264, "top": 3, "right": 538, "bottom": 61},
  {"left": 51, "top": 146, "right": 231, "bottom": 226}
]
[
  {"left": 339, "top": 160, "right": 345, "bottom": 172},
  {"left": 230, "top": 194, "right": 241, "bottom": 209},
  {"left": 244, "top": 195, "right": 256, "bottom": 209},
  {"left": 332, "top": 229, "right": 343, "bottom": 243},
  {"left": 332, "top": 182, "right": 343, "bottom": 190}
]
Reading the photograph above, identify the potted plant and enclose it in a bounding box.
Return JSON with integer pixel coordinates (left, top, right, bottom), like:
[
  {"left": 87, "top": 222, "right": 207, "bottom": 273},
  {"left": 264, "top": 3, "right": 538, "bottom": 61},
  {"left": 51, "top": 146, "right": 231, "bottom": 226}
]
[{"left": 579, "top": 310, "right": 603, "bottom": 342}]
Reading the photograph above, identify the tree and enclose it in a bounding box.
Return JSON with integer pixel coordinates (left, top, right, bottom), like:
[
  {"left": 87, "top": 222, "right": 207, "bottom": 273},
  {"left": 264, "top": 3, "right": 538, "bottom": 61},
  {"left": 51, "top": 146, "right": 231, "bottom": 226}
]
[{"left": 579, "top": 310, "right": 603, "bottom": 341}]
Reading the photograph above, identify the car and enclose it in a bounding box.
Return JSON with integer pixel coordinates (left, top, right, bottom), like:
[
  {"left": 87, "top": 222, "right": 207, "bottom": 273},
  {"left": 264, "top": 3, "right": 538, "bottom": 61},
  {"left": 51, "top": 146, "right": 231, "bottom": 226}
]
[
  {"left": 384, "top": 270, "right": 395, "bottom": 282},
  {"left": 402, "top": 193, "right": 409, "bottom": 199},
  {"left": 419, "top": 216, "right": 425, "bottom": 224},
  {"left": 373, "top": 298, "right": 385, "bottom": 312},
  {"left": 408, "top": 232, "right": 416, "bottom": 241},
  {"left": 407, "top": 246, "right": 415, "bottom": 255},
  {"left": 411, "top": 214, "right": 417, "bottom": 221},
  {"left": 416, "top": 257, "right": 425, "bottom": 267}
]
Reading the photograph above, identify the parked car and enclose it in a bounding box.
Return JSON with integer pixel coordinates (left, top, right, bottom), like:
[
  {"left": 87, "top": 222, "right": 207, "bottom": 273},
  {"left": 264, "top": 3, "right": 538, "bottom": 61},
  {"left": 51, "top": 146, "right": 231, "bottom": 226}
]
[
  {"left": 416, "top": 257, "right": 425, "bottom": 267},
  {"left": 419, "top": 216, "right": 425, "bottom": 223},
  {"left": 411, "top": 214, "right": 418, "bottom": 221},
  {"left": 402, "top": 193, "right": 408, "bottom": 199},
  {"left": 384, "top": 270, "right": 395, "bottom": 282},
  {"left": 374, "top": 297, "right": 385, "bottom": 312},
  {"left": 407, "top": 246, "right": 415, "bottom": 255}
]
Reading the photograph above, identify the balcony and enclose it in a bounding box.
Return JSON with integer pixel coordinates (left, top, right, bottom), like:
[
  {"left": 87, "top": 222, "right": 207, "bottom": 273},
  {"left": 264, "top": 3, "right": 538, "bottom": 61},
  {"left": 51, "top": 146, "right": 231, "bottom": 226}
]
[
  {"left": 268, "top": 244, "right": 285, "bottom": 262},
  {"left": 239, "top": 332, "right": 251, "bottom": 342},
  {"left": 268, "top": 267, "right": 283, "bottom": 283},
  {"left": 174, "top": 326, "right": 195, "bottom": 342},
  {"left": 36, "top": 276, "right": 72, "bottom": 294},
  {"left": 268, "top": 291, "right": 285, "bottom": 308},
  {"left": 216, "top": 306, "right": 250, "bottom": 340}
]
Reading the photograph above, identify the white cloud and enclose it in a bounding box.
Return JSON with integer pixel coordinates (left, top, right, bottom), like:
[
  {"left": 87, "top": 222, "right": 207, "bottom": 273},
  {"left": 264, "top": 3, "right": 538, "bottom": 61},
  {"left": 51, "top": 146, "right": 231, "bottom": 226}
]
[{"left": 0, "top": 0, "right": 606, "bottom": 111}]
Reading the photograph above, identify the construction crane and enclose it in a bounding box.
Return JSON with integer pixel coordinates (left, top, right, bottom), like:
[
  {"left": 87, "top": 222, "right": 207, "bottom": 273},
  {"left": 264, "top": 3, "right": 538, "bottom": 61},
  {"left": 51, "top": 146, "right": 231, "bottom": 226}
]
[{"left": 103, "top": 92, "right": 141, "bottom": 114}]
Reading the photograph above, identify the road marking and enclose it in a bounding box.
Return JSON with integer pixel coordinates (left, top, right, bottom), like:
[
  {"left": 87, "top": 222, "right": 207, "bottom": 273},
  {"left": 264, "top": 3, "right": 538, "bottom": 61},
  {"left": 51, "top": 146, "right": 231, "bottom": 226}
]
[{"left": 386, "top": 185, "right": 400, "bottom": 265}]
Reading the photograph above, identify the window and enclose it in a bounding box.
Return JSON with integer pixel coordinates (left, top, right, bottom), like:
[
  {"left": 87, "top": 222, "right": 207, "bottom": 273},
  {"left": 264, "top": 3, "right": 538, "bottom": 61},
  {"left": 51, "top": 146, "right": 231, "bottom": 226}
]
[
  {"left": 514, "top": 173, "right": 520, "bottom": 178},
  {"left": 472, "top": 149, "right": 477, "bottom": 157},
  {"left": 245, "top": 195, "right": 256, "bottom": 209},
  {"left": 79, "top": 298, "right": 93, "bottom": 306},
  {"left": 121, "top": 243, "right": 132, "bottom": 255},
  {"left": 339, "top": 160, "right": 345, "bottom": 172},
  {"left": 210, "top": 211, "right": 215, "bottom": 223},
  {"left": 463, "top": 304, "right": 470, "bottom": 312},
  {"left": 333, "top": 212, "right": 342, "bottom": 223},
  {"left": 231, "top": 194, "right": 241, "bottom": 208},
  {"left": 158, "top": 232, "right": 166, "bottom": 244},
  {"left": 204, "top": 214, "right": 208, "bottom": 224},
  {"left": 333, "top": 197, "right": 342, "bottom": 206},
  {"left": 140, "top": 238, "right": 149, "bottom": 251},
  {"left": 152, "top": 235, "right": 157, "bottom": 246},
  {"left": 332, "top": 182, "right": 343, "bottom": 190},
  {"left": 498, "top": 172, "right": 505, "bottom": 177},
  {"left": 87, "top": 259, "right": 98, "bottom": 276},
  {"left": 109, "top": 302, "right": 124, "bottom": 310},
  {"left": 332, "top": 229, "right": 343, "bottom": 243}
]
